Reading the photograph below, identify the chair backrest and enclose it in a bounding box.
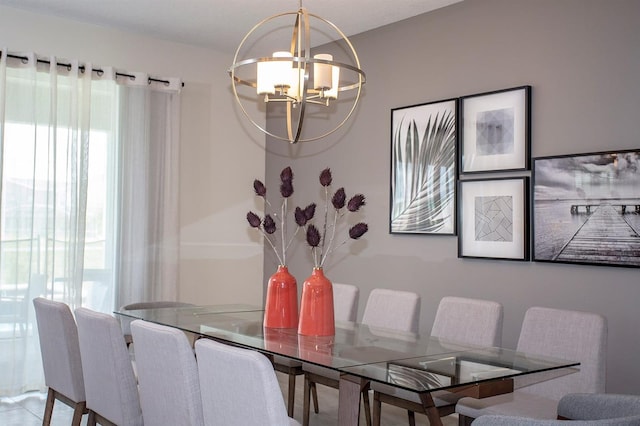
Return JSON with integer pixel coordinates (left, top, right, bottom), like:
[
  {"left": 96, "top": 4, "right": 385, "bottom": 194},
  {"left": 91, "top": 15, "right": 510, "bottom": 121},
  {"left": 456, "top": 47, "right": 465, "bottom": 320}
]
[
  {"left": 471, "top": 414, "right": 640, "bottom": 425},
  {"left": 516, "top": 307, "right": 607, "bottom": 400},
  {"left": 32, "top": 297, "right": 85, "bottom": 403},
  {"left": 130, "top": 320, "right": 204, "bottom": 426},
  {"left": 332, "top": 283, "right": 359, "bottom": 322},
  {"left": 361, "top": 288, "right": 421, "bottom": 333},
  {"left": 558, "top": 393, "right": 640, "bottom": 421},
  {"left": 195, "top": 338, "right": 297, "bottom": 426},
  {"left": 75, "top": 307, "right": 143, "bottom": 426},
  {"left": 431, "top": 296, "right": 503, "bottom": 347}
]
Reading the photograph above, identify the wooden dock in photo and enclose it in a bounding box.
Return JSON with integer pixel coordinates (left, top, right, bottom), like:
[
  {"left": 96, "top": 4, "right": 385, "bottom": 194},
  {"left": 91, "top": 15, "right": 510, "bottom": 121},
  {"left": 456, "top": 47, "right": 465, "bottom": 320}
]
[{"left": 555, "top": 204, "right": 640, "bottom": 265}]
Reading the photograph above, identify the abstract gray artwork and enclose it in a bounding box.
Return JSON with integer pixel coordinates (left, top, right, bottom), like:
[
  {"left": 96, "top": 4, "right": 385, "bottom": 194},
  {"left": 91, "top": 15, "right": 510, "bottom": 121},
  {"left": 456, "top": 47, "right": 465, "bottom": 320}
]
[
  {"left": 476, "top": 107, "right": 514, "bottom": 155},
  {"left": 474, "top": 195, "right": 513, "bottom": 242}
]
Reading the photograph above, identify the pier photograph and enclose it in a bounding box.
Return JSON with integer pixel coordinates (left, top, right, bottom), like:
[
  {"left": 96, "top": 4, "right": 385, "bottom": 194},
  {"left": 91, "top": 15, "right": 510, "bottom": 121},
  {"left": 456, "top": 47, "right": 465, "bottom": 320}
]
[{"left": 533, "top": 149, "right": 640, "bottom": 267}]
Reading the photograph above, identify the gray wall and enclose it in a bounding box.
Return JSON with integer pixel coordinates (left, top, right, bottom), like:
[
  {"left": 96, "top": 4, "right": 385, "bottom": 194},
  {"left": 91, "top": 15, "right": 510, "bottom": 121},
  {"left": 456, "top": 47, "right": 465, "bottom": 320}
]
[{"left": 264, "top": 0, "right": 640, "bottom": 393}]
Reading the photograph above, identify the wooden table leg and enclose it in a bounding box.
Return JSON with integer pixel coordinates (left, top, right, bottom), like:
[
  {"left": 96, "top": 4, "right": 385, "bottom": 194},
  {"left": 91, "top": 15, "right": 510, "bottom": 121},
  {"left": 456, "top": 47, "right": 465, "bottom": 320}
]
[
  {"left": 338, "top": 374, "right": 369, "bottom": 426},
  {"left": 419, "top": 392, "right": 444, "bottom": 426}
]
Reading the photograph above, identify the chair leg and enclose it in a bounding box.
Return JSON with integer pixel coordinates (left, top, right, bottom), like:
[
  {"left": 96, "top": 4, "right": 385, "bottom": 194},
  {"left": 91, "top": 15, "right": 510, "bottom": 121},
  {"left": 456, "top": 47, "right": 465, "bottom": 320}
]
[
  {"left": 362, "top": 388, "right": 372, "bottom": 426},
  {"left": 71, "top": 401, "right": 86, "bottom": 426},
  {"left": 373, "top": 391, "right": 382, "bottom": 426},
  {"left": 407, "top": 410, "right": 416, "bottom": 426},
  {"left": 311, "top": 381, "right": 320, "bottom": 413},
  {"left": 287, "top": 372, "right": 296, "bottom": 417},
  {"left": 87, "top": 410, "right": 97, "bottom": 426},
  {"left": 459, "top": 414, "right": 474, "bottom": 426},
  {"left": 43, "top": 388, "right": 55, "bottom": 426},
  {"left": 303, "top": 376, "right": 311, "bottom": 426}
]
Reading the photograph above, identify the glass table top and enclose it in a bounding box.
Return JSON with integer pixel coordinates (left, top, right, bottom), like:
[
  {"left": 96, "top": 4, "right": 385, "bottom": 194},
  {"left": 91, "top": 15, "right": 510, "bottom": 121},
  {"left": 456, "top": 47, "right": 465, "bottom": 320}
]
[{"left": 115, "top": 304, "right": 579, "bottom": 394}]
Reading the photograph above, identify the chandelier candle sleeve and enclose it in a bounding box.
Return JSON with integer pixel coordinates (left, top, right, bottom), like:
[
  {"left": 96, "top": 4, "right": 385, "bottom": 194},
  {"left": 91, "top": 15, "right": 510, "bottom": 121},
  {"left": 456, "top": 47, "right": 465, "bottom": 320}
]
[{"left": 313, "top": 53, "right": 333, "bottom": 90}]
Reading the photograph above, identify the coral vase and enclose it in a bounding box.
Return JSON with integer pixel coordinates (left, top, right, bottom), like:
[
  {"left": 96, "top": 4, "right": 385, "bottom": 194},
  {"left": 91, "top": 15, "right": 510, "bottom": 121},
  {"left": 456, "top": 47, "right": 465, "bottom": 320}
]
[
  {"left": 264, "top": 265, "right": 298, "bottom": 329},
  {"left": 297, "top": 268, "right": 335, "bottom": 336}
]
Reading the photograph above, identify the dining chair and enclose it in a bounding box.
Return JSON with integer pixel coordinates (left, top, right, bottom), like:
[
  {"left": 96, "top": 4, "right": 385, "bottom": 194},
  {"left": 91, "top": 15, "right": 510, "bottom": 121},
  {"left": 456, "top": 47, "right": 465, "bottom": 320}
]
[
  {"left": 130, "top": 319, "right": 204, "bottom": 425},
  {"left": 274, "top": 282, "right": 359, "bottom": 418},
  {"left": 195, "top": 338, "right": 301, "bottom": 426},
  {"left": 472, "top": 393, "right": 640, "bottom": 425},
  {"left": 75, "top": 307, "right": 143, "bottom": 426},
  {"left": 302, "top": 288, "right": 420, "bottom": 426},
  {"left": 456, "top": 306, "right": 607, "bottom": 425},
  {"left": 32, "top": 297, "right": 87, "bottom": 426},
  {"left": 372, "top": 296, "right": 504, "bottom": 426},
  {"left": 119, "top": 300, "right": 194, "bottom": 346}
]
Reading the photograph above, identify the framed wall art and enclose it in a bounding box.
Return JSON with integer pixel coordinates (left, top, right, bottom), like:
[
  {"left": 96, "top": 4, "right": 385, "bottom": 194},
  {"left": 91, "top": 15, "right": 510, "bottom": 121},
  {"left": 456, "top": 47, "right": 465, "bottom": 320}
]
[
  {"left": 390, "top": 98, "right": 457, "bottom": 235},
  {"left": 460, "top": 86, "right": 531, "bottom": 174},
  {"left": 533, "top": 149, "right": 640, "bottom": 268},
  {"left": 458, "top": 177, "right": 530, "bottom": 260}
]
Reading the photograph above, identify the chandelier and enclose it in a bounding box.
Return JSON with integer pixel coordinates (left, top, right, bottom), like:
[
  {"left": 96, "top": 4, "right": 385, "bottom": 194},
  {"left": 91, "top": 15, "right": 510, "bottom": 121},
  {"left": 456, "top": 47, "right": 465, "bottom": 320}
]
[{"left": 229, "top": 3, "right": 366, "bottom": 144}]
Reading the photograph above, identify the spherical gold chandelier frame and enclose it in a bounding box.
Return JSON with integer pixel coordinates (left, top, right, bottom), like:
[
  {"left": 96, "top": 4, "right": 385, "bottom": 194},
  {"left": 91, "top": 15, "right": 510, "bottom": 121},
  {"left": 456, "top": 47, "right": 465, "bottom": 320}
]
[{"left": 229, "top": 7, "right": 366, "bottom": 144}]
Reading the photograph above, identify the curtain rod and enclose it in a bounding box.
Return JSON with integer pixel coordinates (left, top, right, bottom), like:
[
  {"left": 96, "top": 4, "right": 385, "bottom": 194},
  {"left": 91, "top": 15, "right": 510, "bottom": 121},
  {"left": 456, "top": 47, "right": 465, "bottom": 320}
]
[{"left": 1, "top": 51, "right": 184, "bottom": 88}]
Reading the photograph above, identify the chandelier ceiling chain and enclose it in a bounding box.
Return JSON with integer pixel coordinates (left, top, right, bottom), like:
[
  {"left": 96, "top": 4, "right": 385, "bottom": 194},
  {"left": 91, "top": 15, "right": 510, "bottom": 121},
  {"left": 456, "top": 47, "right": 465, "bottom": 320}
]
[{"left": 229, "top": 3, "right": 366, "bottom": 143}]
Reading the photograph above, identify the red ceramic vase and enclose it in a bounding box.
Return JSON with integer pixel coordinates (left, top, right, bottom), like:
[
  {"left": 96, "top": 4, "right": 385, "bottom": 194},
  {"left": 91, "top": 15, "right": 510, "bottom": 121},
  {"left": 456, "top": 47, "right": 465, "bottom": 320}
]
[
  {"left": 264, "top": 265, "right": 298, "bottom": 329},
  {"left": 297, "top": 268, "right": 335, "bottom": 336}
]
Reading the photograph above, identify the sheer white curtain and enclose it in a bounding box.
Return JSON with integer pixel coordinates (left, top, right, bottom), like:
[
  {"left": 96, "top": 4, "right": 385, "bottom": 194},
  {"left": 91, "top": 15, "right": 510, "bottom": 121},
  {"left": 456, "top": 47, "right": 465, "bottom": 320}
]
[
  {"left": 116, "top": 78, "right": 181, "bottom": 307},
  {"left": 0, "top": 49, "right": 181, "bottom": 396}
]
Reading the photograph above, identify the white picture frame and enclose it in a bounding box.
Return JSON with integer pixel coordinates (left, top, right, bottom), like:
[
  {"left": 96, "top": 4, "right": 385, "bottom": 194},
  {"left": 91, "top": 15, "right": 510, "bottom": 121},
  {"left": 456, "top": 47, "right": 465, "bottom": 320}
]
[{"left": 460, "top": 86, "right": 531, "bottom": 173}]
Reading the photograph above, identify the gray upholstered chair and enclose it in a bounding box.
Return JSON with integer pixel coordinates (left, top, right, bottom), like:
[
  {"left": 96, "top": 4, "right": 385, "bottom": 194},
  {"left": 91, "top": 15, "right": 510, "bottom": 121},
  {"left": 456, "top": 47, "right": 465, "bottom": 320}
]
[
  {"left": 33, "top": 297, "right": 87, "bottom": 426},
  {"left": 75, "top": 307, "right": 143, "bottom": 426},
  {"left": 332, "top": 283, "right": 360, "bottom": 323},
  {"left": 471, "top": 393, "right": 640, "bottom": 425},
  {"left": 360, "top": 288, "right": 421, "bottom": 333},
  {"left": 274, "top": 282, "right": 359, "bottom": 418},
  {"left": 195, "top": 338, "right": 301, "bottom": 426},
  {"left": 372, "top": 296, "right": 504, "bottom": 426},
  {"left": 119, "top": 300, "right": 194, "bottom": 346},
  {"left": 130, "top": 319, "right": 204, "bottom": 426},
  {"left": 456, "top": 307, "right": 607, "bottom": 425},
  {"left": 302, "top": 288, "right": 420, "bottom": 426}
]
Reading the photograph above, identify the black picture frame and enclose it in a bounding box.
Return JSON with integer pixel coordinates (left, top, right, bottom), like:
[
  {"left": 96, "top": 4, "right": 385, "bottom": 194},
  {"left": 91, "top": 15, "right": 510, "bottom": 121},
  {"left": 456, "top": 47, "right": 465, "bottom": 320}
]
[
  {"left": 390, "top": 98, "right": 458, "bottom": 235},
  {"left": 458, "top": 176, "right": 530, "bottom": 261},
  {"left": 460, "top": 86, "right": 531, "bottom": 174},
  {"left": 533, "top": 149, "right": 640, "bottom": 268}
]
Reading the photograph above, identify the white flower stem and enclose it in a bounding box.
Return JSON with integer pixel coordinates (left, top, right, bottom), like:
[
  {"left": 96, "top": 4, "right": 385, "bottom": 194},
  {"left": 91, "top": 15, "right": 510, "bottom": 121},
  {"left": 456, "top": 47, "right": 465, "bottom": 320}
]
[
  {"left": 284, "top": 226, "right": 301, "bottom": 253},
  {"left": 321, "top": 186, "right": 329, "bottom": 263},
  {"left": 258, "top": 229, "right": 284, "bottom": 265},
  {"left": 320, "top": 208, "right": 339, "bottom": 267},
  {"left": 281, "top": 198, "right": 287, "bottom": 265},
  {"left": 322, "top": 238, "right": 348, "bottom": 262}
]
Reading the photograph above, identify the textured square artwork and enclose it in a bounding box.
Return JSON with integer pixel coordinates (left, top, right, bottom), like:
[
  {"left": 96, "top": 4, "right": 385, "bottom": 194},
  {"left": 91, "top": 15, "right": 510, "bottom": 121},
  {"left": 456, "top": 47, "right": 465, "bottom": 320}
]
[
  {"left": 476, "top": 107, "right": 514, "bottom": 156},
  {"left": 474, "top": 195, "right": 513, "bottom": 242}
]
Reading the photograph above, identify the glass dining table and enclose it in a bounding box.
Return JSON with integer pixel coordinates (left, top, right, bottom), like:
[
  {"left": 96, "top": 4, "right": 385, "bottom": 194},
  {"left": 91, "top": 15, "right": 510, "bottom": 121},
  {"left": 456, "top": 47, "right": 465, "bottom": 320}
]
[{"left": 115, "top": 304, "right": 579, "bottom": 426}]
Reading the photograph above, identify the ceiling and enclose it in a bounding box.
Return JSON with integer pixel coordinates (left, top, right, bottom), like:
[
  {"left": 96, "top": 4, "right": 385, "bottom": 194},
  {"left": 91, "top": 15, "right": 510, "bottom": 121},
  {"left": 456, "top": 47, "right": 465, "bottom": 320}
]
[{"left": 0, "top": 0, "right": 462, "bottom": 54}]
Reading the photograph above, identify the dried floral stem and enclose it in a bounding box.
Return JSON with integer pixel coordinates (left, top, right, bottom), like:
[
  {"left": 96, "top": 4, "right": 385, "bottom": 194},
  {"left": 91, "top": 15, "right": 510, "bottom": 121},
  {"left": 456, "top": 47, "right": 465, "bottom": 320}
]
[
  {"left": 320, "top": 209, "right": 340, "bottom": 267},
  {"left": 320, "top": 186, "right": 329, "bottom": 266},
  {"left": 281, "top": 198, "right": 287, "bottom": 265},
  {"left": 284, "top": 226, "right": 301, "bottom": 253},
  {"left": 257, "top": 228, "right": 284, "bottom": 265},
  {"left": 321, "top": 237, "right": 350, "bottom": 262}
]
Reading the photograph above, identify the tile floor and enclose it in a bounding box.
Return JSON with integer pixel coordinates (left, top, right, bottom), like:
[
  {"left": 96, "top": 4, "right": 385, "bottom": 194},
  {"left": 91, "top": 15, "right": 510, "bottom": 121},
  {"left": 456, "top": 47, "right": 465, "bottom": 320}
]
[{"left": 0, "top": 373, "right": 459, "bottom": 426}]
